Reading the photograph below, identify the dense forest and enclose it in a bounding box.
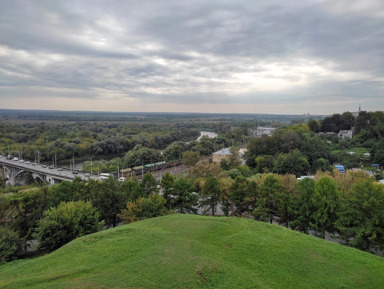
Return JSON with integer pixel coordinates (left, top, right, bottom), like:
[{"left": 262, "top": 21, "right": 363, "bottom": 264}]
[{"left": 1, "top": 109, "right": 384, "bottom": 263}]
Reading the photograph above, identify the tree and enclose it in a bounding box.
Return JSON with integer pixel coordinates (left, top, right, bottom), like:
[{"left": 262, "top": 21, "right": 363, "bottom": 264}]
[
  {"left": 371, "top": 138, "right": 384, "bottom": 165},
  {"left": 290, "top": 178, "right": 316, "bottom": 234},
  {"left": 277, "top": 175, "right": 298, "bottom": 228},
  {"left": 246, "top": 136, "right": 278, "bottom": 167},
  {"left": 119, "top": 194, "right": 167, "bottom": 224},
  {"left": 254, "top": 155, "right": 274, "bottom": 173},
  {"left": 160, "top": 172, "right": 176, "bottom": 210},
  {"left": 163, "top": 142, "right": 186, "bottom": 162},
  {"left": 308, "top": 118, "right": 320, "bottom": 133},
  {"left": 8, "top": 189, "right": 50, "bottom": 240},
  {"left": 274, "top": 150, "right": 310, "bottom": 177},
  {"left": 188, "top": 160, "right": 221, "bottom": 179},
  {"left": 0, "top": 227, "right": 24, "bottom": 263},
  {"left": 301, "top": 136, "right": 331, "bottom": 172},
  {"left": 229, "top": 176, "right": 249, "bottom": 216},
  {"left": 259, "top": 175, "right": 283, "bottom": 223},
  {"left": 312, "top": 177, "right": 339, "bottom": 238},
  {"left": 172, "top": 177, "right": 198, "bottom": 213},
  {"left": 34, "top": 201, "right": 101, "bottom": 252},
  {"left": 92, "top": 177, "right": 128, "bottom": 227},
  {"left": 354, "top": 111, "right": 372, "bottom": 136},
  {"left": 219, "top": 177, "right": 234, "bottom": 217},
  {"left": 140, "top": 172, "right": 159, "bottom": 195},
  {"left": 182, "top": 151, "right": 200, "bottom": 167},
  {"left": 336, "top": 180, "right": 384, "bottom": 252},
  {"left": 200, "top": 177, "right": 221, "bottom": 215}
]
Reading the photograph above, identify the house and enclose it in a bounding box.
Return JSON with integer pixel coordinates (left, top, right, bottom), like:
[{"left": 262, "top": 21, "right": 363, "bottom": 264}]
[
  {"left": 212, "top": 147, "right": 231, "bottom": 163},
  {"left": 338, "top": 130, "right": 353, "bottom": 139}
]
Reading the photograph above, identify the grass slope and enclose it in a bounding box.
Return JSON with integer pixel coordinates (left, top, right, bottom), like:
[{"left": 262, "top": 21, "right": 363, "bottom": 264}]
[{"left": 1, "top": 214, "right": 384, "bottom": 289}]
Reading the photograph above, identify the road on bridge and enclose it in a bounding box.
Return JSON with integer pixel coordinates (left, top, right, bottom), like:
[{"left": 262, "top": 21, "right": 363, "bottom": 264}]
[{"left": 0, "top": 155, "right": 99, "bottom": 183}]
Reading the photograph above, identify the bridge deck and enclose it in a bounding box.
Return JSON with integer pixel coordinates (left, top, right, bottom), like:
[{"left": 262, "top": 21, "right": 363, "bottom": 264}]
[{"left": 0, "top": 156, "right": 99, "bottom": 182}]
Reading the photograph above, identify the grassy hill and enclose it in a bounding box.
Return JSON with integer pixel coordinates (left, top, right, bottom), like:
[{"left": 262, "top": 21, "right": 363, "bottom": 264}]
[{"left": 1, "top": 214, "right": 384, "bottom": 289}]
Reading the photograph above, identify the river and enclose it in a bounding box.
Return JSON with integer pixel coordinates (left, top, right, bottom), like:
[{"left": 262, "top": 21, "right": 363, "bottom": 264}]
[{"left": 197, "top": 131, "right": 218, "bottom": 141}]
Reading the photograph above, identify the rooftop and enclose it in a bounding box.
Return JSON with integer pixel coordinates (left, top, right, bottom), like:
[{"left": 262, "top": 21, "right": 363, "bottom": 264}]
[{"left": 213, "top": 147, "right": 231, "bottom": 155}]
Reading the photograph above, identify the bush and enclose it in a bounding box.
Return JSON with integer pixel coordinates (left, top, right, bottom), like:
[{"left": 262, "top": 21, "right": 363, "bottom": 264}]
[{"left": 34, "top": 201, "right": 102, "bottom": 252}]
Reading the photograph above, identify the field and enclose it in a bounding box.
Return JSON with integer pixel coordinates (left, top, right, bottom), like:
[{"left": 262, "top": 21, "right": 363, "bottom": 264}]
[{"left": 1, "top": 214, "right": 384, "bottom": 289}]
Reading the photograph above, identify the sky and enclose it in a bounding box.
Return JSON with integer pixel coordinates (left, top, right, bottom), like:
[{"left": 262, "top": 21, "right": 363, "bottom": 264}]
[{"left": 0, "top": 0, "right": 383, "bottom": 115}]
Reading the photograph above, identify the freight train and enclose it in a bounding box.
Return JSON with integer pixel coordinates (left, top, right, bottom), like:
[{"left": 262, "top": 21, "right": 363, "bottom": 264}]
[{"left": 120, "top": 160, "right": 182, "bottom": 177}]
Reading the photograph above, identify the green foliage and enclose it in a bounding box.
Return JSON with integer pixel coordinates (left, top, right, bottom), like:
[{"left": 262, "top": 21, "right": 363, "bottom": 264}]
[
  {"left": 123, "top": 145, "right": 161, "bottom": 168},
  {"left": 274, "top": 149, "right": 310, "bottom": 177},
  {"left": 163, "top": 142, "right": 186, "bottom": 161},
  {"left": 307, "top": 118, "right": 320, "bottom": 133},
  {"left": 300, "top": 136, "right": 331, "bottom": 172},
  {"left": 34, "top": 201, "right": 101, "bottom": 252},
  {"left": 140, "top": 172, "right": 159, "bottom": 195},
  {"left": 119, "top": 193, "right": 167, "bottom": 224},
  {"left": 336, "top": 179, "right": 384, "bottom": 252},
  {"left": 171, "top": 177, "right": 198, "bottom": 213},
  {"left": 228, "top": 168, "right": 241, "bottom": 179},
  {"left": 290, "top": 178, "right": 316, "bottom": 233},
  {"left": 259, "top": 175, "right": 283, "bottom": 223},
  {"left": 320, "top": 112, "right": 355, "bottom": 132},
  {"left": 182, "top": 150, "right": 200, "bottom": 167},
  {"left": 91, "top": 177, "right": 130, "bottom": 227},
  {"left": 254, "top": 155, "right": 274, "bottom": 173},
  {"left": 371, "top": 138, "right": 384, "bottom": 165},
  {"left": 0, "top": 227, "right": 24, "bottom": 263},
  {"left": 160, "top": 172, "right": 176, "bottom": 210},
  {"left": 229, "top": 176, "right": 249, "bottom": 216},
  {"left": 7, "top": 188, "right": 50, "bottom": 239},
  {"left": 312, "top": 177, "right": 340, "bottom": 238},
  {"left": 200, "top": 177, "right": 221, "bottom": 215}
]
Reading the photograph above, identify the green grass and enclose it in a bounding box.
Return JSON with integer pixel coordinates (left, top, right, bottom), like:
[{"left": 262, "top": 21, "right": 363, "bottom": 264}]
[
  {"left": 331, "top": 147, "right": 370, "bottom": 157},
  {"left": 1, "top": 214, "right": 384, "bottom": 288}
]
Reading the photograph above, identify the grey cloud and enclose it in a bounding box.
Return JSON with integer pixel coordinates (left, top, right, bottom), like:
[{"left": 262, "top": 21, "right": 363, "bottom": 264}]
[{"left": 0, "top": 0, "right": 383, "bottom": 114}]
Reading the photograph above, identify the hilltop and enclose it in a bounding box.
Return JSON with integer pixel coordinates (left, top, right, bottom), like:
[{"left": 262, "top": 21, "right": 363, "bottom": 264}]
[{"left": 1, "top": 214, "right": 384, "bottom": 289}]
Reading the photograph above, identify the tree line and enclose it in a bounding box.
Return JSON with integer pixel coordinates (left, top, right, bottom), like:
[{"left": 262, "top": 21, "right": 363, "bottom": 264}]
[{"left": 1, "top": 163, "right": 384, "bottom": 263}]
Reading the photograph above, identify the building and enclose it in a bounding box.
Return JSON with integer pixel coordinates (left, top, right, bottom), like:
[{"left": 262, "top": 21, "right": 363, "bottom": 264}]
[
  {"left": 212, "top": 147, "right": 231, "bottom": 163},
  {"left": 338, "top": 130, "right": 353, "bottom": 139}
]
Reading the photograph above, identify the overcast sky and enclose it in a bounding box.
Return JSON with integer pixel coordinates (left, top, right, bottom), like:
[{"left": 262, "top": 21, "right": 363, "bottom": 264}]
[{"left": 1, "top": 0, "right": 383, "bottom": 115}]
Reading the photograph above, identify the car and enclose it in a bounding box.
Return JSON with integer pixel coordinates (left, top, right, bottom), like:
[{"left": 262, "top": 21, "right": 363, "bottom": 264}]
[
  {"left": 118, "top": 177, "right": 126, "bottom": 182},
  {"left": 84, "top": 173, "right": 90, "bottom": 177},
  {"left": 26, "top": 161, "right": 31, "bottom": 164},
  {"left": 42, "top": 165, "right": 47, "bottom": 168},
  {"left": 12, "top": 157, "right": 19, "bottom": 161},
  {"left": 58, "top": 168, "right": 63, "bottom": 171},
  {"left": 49, "top": 165, "right": 53, "bottom": 169},
  {"left": 72, "top": 171, "right": 78, "bottom": 174},
  {"left": 32, "top": 163, "right": 37, "bottom": 166},
  {"left": 20, "top": 160, "right": 24, "bottom": 163}
]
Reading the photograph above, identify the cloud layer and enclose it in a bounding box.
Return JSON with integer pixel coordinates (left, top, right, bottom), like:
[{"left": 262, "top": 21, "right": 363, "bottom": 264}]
[{"left": 1, "top": 0, "right": 383, "bottom": 114}]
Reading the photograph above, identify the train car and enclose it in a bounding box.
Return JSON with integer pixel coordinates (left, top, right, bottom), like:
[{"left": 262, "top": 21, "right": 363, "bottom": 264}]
[
  {"left": 144, "top": 163, "right": 156, "bottom": 172},
  {"left": 120, "top": 168, "right": 133, "bottom": 177},
  {"left": 155, "top": 161, "right": 166, "bottom": 170},
  {"left": 133, "top": 165, "right": 144, "bottom": 175}
]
